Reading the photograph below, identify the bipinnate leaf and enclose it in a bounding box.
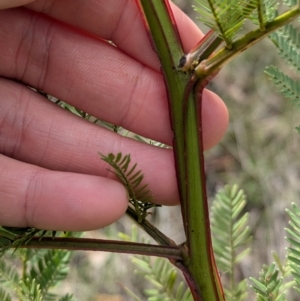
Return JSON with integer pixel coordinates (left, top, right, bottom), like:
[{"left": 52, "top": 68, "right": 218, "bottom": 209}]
[
  {"left": 266, "top": 23, "right": 300, "bottom": 133},
  {"left": 286, "top": 203, "right": 300, "bottom": 292},
  {"left": 269, "top": 24, "right": 300, "bottom": 73},
  {"left": 0, "top": 230, "right": 75, "bottom": 301},
  {"left": 28, "top": 249, "right": 71, "bottom": 301},
  {"left": 100, "top": 152, "right": 159, "bottom": 223},
  {"left": 18, "top": 277, "right": 43, "bottom": 301},
  {"left": 0, "top": 257, "right": 20, "bottom": 287},
  {"left": 134, "top": 255, "right": 192, "bottom": 301},
  {"left": 193, "top": 0, "right": 279, "bottom": 48},
  {"left": 119, "top": 226, "right": 192, "bottom": 301},
  {"left": 193, "top": 0, "right": 247, "bottom": 47},
  {"left": 250, "top": 263, "right": 286, "bottom": 301},
  {"left": 211, "top": 184, "right": 251, "bottom": 301},
  {"left": 265, "top": 65, "right": 300, "bottom": 105}
]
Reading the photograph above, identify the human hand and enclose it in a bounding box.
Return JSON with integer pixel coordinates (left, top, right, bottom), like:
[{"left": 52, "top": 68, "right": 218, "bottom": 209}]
[{"left": 0, "top": 0, "right": 228, "bottom": 231}]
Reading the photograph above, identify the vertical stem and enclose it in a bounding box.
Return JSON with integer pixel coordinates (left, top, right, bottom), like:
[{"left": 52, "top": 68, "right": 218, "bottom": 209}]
[
  {"left": 136, "top": 1, "right": 225, "bottom": 300},
  {"left": 135, "top": 0, "right": 190, "bottom": 233},
  {"left": 183, "top": 81, "right": 225, "bottom": 301}
]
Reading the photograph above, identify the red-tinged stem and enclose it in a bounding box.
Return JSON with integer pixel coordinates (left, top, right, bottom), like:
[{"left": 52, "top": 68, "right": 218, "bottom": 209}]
[
  {"left": 21, "top": 237, "right": 183, "bottom": 259},
  {"left": 134, "top": 0, "right": 183, "bottom": 65},
  {"left": 193, "top": 78, "right": 225, "bottom": 300},
  {"left": 180, "top": 74, "right": 225, "bottom": 301},
  {"left": 135, "top": 0, "right": 190, "bottom": 236},
  {"left": 175, "top": 263, "right": 202, "bottom": 300},
  {"left": 136, "top": 1, "right": 225, "bottom": 300}
]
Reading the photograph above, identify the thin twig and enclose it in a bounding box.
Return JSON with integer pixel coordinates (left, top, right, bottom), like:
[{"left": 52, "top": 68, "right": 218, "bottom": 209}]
[
  {"left": 20, "top": 236, "right": 182, "bottom": 259},
  {"left": 126, "top": 207, "right": 178, "bottom": 246}
]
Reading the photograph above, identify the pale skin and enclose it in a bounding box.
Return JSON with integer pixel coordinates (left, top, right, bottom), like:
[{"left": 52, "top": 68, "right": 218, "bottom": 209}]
[{"left": 0, "top": 0, "right": 228, "bottom": 231}]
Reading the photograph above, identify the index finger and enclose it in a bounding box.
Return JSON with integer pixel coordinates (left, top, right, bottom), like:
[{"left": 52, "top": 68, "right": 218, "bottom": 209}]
[
  {"left": 23, "top": 0, "right": 227, "bottom": 149},
  {"left": 0, "top": 3, "right": 228, "bottom": 149},
  {"left": 25, "top": 0, "right": 203, "bottom": 70}
]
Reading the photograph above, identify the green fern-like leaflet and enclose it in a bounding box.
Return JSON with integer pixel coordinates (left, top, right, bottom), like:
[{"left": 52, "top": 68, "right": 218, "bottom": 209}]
[
  {"left": 119, "top": 226, "right": 192, "bottom": 301},
  {"left": 100, "top": 152, "right": 159, "bottom": 223},
  {"left": 0, "top": 247, "right": 75, "bottom": 301},
  {"left": 193, "top": 0, "right": 278, "bottom": 48},
  {"left": 211, "top": 185, "right": 251, "bottom": 301},
  {"left": 285, "top": 203, "right": 300, "bottom": 293},
  {"left": 250, "top": 263, "right": 286, "bottom": 301},
  {"left": 266, "top": 23, "right": 300, "bottom": 104},
  {"left": 0, "top": 226, "right": 63, "bottom": 257},
  {"left": 266, "top": 21, "right": 300, "bottom": 132}
]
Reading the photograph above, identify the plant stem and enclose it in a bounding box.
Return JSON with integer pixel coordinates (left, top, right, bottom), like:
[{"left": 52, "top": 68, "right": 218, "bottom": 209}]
[
  {"left": 135, "top": 0, "right": 190, "bottom": 234},
  {"left": 136, "top": 1, "right": 225, "bottom": 300},
  {"left": 21, "top": 237, "right": 182, "bottom": 259},
  {"left": 126, "top": 207, "right": 177, "bottom": 246},
  {"left": 183, "top": 80, "right": 225, "bottom": 301}
]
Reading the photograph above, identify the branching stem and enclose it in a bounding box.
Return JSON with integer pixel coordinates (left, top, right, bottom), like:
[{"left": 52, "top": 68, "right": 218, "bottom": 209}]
[
  {"left": 21, "top": 237, "right": 182, "bottom": 259},
  {"left": 126, "top": 207, "right": 177, "bottom": 246},
  {"left": 3, "top": 2, "right": 300, "bottom": 301},
  {"left": 195, "top": 6, "right": 300, "bottom": 78},
  {"left": 136, "top": 1, "right": 225, "bottom": 300}
]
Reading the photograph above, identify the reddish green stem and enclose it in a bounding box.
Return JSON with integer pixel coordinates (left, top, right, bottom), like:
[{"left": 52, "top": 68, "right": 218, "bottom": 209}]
[
  {"left": 136, "top": 1, "right": 225, "bottom": 300},
  {"left": 21, "top": 237, "right": 182, "bottom": 259}
]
